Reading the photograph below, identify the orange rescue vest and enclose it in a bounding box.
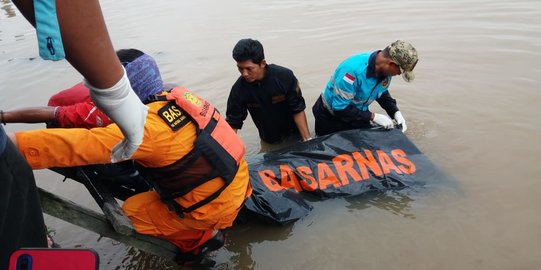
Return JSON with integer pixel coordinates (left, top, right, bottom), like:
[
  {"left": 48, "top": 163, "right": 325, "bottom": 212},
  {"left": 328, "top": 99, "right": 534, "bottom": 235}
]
[{"left": 143, "top": 86, "right": 245, "bottom": 217}]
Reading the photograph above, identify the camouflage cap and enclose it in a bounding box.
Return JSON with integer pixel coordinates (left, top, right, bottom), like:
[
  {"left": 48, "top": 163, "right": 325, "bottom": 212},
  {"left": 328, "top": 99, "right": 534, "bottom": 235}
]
[{"left": 387, "top": 40, "right": 418, "bottom": 82}]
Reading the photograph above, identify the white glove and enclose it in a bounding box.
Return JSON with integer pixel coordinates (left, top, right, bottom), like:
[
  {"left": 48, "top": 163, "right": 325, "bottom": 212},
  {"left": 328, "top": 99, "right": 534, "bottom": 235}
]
[
  {"left": 85, "top": 68, "right": 148, "bottom": 163},
  {"left": 372, "top": 113, "right": 394, "bottom": 130},
  {"left": 394, "top": 111, "right": 407, "bottom": 132}
]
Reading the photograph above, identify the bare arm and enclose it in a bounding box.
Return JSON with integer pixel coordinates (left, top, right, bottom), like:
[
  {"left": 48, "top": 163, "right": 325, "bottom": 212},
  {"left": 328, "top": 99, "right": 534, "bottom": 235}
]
[
  {"left": 12, "top": 0, "right": 148, "bottom": 162},
  {"left": 1, "top": 107, "right": 56, "bottom": 124},
  {"left": 292, "top": 111, "right": 312, "bottom": 141}
]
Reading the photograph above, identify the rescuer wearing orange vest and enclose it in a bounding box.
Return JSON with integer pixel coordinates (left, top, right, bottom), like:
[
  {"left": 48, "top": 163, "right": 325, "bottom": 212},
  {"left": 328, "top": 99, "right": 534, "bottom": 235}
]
[{"left": 7, "top": 87, "right": 252, "bottom": 264}]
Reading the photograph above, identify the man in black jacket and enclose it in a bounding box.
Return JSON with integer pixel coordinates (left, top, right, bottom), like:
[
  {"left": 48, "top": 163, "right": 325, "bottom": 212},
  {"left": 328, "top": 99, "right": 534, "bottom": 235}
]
[{"left": 226, "top": 39, "right": 312, "bottom": 149}]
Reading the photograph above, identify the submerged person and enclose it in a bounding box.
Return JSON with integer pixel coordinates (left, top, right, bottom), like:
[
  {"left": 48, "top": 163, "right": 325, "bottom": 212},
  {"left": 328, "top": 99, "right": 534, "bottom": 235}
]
[
  {"left": 226, "top": 38, "right": 312, "bottom": 151},
  {"left": 11, "top": 0, "right": 147, "bottom": 162},
  {"left": 1, "top": 49, "right": 163, "bottom": 129},
  {"left": 312, "top": 40, "right": 418, "bottom": 136},
  {"left": 7, "top": 85, "right": 252, "bottom": 265}
]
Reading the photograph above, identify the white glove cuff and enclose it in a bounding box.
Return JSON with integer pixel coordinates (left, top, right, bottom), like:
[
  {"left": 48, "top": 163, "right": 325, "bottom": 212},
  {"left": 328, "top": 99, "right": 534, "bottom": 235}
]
[
  {"left": 394, "top": 111, "right": 403, "bottom": 120},
  {"left": 85, "top": 68, "right": 130, "bottom": 107}
]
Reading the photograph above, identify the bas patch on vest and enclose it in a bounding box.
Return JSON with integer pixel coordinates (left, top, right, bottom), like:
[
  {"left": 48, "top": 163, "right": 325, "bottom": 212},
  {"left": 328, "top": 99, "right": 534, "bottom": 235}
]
[{"left": 158, "top": 102, "right": 191, "bottom": 131}]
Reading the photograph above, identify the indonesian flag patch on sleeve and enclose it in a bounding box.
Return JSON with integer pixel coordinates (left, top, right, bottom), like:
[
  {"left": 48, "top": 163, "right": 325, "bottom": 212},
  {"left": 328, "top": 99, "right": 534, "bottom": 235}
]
[{"left": 343, "top": 73, "right": 355, "bottom": 84}]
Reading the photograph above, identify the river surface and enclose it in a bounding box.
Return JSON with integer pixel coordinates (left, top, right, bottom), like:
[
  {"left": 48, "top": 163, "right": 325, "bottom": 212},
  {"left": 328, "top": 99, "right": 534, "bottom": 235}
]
[{"left": 1, "top": 0, "right": 541, "bottom": 269}]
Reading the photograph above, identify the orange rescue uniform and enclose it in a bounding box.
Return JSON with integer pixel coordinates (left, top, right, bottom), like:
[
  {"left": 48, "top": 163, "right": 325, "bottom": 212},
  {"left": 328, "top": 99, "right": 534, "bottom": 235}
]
[{"left": 15, "top": 100, "right": 252, "bottom": 253}]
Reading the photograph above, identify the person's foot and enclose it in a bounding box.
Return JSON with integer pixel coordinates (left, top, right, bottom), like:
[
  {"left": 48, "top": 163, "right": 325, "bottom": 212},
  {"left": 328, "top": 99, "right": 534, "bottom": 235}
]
[{"left": 175, "top": 230, "right": 226, "bottom": 266}]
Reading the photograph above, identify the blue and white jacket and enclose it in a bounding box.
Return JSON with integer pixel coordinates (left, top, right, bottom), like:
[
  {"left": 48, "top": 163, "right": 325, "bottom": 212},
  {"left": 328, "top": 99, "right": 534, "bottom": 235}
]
[{"left": 321, "top": 51, "right": 398, "bottom": 122}]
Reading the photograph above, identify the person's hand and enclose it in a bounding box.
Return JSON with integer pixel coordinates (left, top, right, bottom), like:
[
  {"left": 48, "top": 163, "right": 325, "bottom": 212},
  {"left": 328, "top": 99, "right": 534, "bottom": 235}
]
[
  {"left": 372, "top": 113, "right": 394, "bottom": 130},
  {"left": 86, "top": 69, "right": 148, "bottom": 163},
  {"left": 394, "top": 111, "right": 407, "bottom": 132},
  {"left": 106, "top": 97, "right": 148, "bottom": 163},
  {"left": 110, "top": 138, "right": 141, "bottom": 163}
]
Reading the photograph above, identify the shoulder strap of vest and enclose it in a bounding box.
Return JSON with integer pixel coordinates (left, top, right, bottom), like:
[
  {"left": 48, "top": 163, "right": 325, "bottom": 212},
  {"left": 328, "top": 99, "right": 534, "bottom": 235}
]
[
  {"left": 143, "top": 86, "right": 178, "bottom": 104},
  {"left": 164, "top": 86, "right": 215, "bottom": 130},
  {"left": 143, "top": 93, "right": 168, "bottom": 104},
  {"left": 180, "top": 183, "right": 230, "bottom": 214}
]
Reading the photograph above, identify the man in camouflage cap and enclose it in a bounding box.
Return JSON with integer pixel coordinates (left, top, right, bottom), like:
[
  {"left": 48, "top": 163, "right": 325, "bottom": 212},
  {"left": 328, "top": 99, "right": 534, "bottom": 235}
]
[{"left": 312, "top": 40, "right": 418, "bottom": 136}]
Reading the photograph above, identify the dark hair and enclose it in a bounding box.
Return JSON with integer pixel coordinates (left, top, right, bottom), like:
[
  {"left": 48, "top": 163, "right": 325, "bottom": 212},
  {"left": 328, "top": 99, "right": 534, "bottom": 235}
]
[
  {"left": 116, "top": 48, "right": 145, "bottom": 66},
  {"left": 232, "top": 38, "right": 265, "bottom": 64}
]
